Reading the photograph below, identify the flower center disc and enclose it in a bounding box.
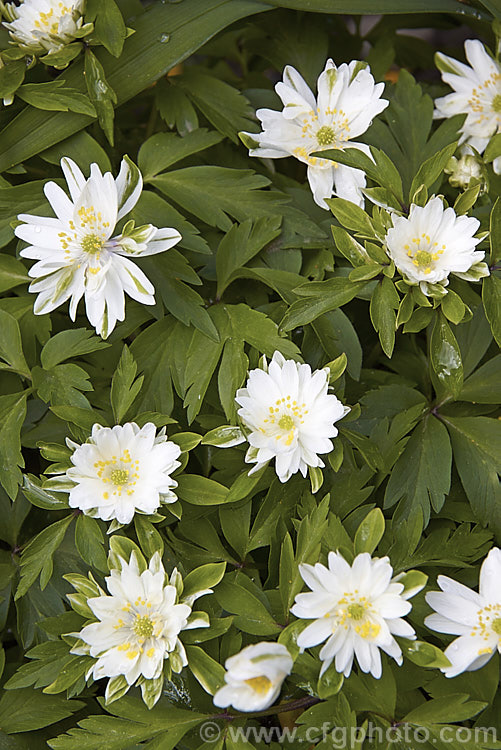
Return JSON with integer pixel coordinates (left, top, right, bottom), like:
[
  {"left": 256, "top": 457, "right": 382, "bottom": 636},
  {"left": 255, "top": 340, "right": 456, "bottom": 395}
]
[
  {"left": 133, "top": 614, "right": 154, "bottom": 638},
  {"left": 278, "top": 415, "right": 295, "bottom": 431},
  {"left": 414, "top": 250, "right": 433, "bottom": 267},
  {"left": 110, "top": 468, "right": 129, "bottom": 485},
  {"left": 244, "top": 675, "right": 272, "bottom": 694},
  {"left": 492, "top": 94, "right": 501, "bottom": 113},
  {"left": 347, "top": 603, "right": 366, "bottom": 621},
  {"left": 81, "top": 234, "right": 104, "bottom": 254},
  {"left": 316, "top": 125, "right": 336, "bottom": 146},
  {"left": 492, "top": 617, "right": 501, "bottom": 635}
]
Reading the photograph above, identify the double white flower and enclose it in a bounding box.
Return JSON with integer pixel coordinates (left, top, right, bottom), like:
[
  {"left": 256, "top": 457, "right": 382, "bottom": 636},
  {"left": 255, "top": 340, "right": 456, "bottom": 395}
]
[
  {"left": 291, "top": 551, "right": 419, "bottom": 679},
  {"left": 213, "top": 642, "right": 293, "bottom": 712},
  {"left": 425, "top": 547, "right": 501, "bottom": 678},
  {"left": 62, "top": 422, "right": 181, "bottom": 526},
  {"left": 435, "top": 40, "right": 501, "bottom": 174},
  {"left": 242, "top": 59, "right": 388, "bottom": 208},
  {"left": 235, "top": 351, "right": 349, "bottom": 483},
  {"left": 385, "top": 197, "right": 487, "bottom": 295},
  {"left": 3, "top": 0, "right": 86, "bottom": 54},
  {"left": 71, "top": 551, "right": 210, "bottom": 706},
  {"left": 16, "top": 157, "right": 181, "bottom": 338}
]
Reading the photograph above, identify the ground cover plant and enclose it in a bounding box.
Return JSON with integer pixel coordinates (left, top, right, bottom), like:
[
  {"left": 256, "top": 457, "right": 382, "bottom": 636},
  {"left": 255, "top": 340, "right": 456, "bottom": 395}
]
[{"left": 0, "top": 0, "right": 500, "bottom": 748}]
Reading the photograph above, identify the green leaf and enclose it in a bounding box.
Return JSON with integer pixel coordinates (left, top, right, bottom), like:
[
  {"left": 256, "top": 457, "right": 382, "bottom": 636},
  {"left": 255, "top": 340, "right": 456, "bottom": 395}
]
[
  {"left": 174, "top": 67, "right": 256, "bottom": 143},
  {"left": 483, "top": 274, "right": 501, "bottom": 346},
  {"left": 430, "top": 312, "right": 463, "bottom": 400},
  {"left": 134, "top": 516, "right": 164, "bottom": 558},
  {"left": 91, "top": 0, "right": 127, "bottom": 57},
  {"left": 138, "top": 129, "right": 223, "bottom": 181},
  {"left": 215, "top": 580, "right": 280, "bottom": 635},
  {"left": 17, "top": 83, "right": 96, "bottom": 117},
  {"left": 175, "top": 475, "right": 229, "bottom": 505},
  {"left": 369, "top": 276, "right": 399, "bottom": 357},
  {"left": 16, "top": 515, "right": 74, "bottom": 599},
  {"left": 0, "top": 254, "right": 29, "bottom": 293},
  {"left": 48, "top": 696, "right": 207, "bottom": 750},
  {"left": 216, "top": 217, "right": 282, "bottom": 296},
  {"left": 0, "top": 688, "right": 84, "bottom": 734},
  {"left": 384, "top": 416, "right": 452, "bottom": 523},
  {"left": 489, "top": 197, "right": 501, "bottom": 264},
  {"left": 0, "top": 391, "right": 28, "bottom": 499},
  {"left": 409, "top": 142, "right": 457, "bottom": 199},
  {"left": 41, "top": 130, "right": 112, "bottom": 173},
  {"left": 32, "top": 363, "right": 92, "bottom": 409},
  {"left": 403, "top": 694, "right": 487, "bottom": 724},
  {"left": 317, "top": 663, "right": 344, "bottom": 699},
  {"left": 354, "top": 508, "right": 385, "bottom": 555},
  {"left": 151, "top": 166, "right": 287, "bottom": 232},
  {"left": 185, "top": 645, "right": 225, "bottom": 695},
  {"left": 110, "top": 345, "right": 144, "bottom": 423},
  {"left": 84, "top": 49, "right": 117, "bottom": 145},
  {"left": 445, "top": 416, "right": 501, "bottom": 537},
  {"left": 459, "top": 355, "right": 501, "bottom": 403},
  {"left": 0, "top": 59, "right": 25, "bottom": 99},
  {"left": 280, "top": 278, "right": 365, "bottom": 331},
  {"left": 75, "top": 514, "right": 107, "bottom": 573},
  {"left": 327, "top": 196, "right": 376, "bottom": 238},
  {"left": 40, "top": 328, "right": 110, "bottom": 369},
  {"left": 402, "top": 640, "right": 451, "bottom": 669},
  {"left": 0, "top": 309, "right": 30, "bottom": 377}
]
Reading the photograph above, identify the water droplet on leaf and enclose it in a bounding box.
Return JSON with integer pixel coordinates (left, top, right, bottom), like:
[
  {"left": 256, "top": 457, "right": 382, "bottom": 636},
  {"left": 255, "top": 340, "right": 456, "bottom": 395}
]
[{"left": 158, "top": 33, "right": 170, "bottom": 43}]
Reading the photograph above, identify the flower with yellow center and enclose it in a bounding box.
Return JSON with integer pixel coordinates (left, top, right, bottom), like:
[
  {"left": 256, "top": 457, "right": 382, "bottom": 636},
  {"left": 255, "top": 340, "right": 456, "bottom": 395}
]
[
  {"left": 3, "top": 0, "right": 87, "bottom": 54},
  {"left": 15, "top": 156, "right": 181, "bottom": 338},
  {"left": 72, "top": 551, "right": 211, "bottom": 707},
  {"left": 291, "top": 551, "right": 418, "bottom": 678},
  {"left": 63, "top": 422, "right": 182, "bottom": 525},
  {"left": 384, "top": 197, "right": 487, "bottom": 295},
  {"left": 425, "top": 547, "right": 501, "bottom": 678},
  {"left": 241, "top": 58, "right": 388, "bottom": 208},
  {"left": 434, "top": 40, "right": 501, "bottom": 174},
  {"left": 213, "top": 642, "right": 293, "bottom": 712},
  {"left": 235, "top": 351, "right": 349, "bottom": 483}
]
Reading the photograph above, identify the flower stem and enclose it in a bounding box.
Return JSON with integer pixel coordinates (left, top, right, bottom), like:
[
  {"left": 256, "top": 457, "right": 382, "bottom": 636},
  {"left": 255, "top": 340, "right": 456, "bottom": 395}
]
[{"left": 212, "top": 695, "right": 321, "bottom": 721}]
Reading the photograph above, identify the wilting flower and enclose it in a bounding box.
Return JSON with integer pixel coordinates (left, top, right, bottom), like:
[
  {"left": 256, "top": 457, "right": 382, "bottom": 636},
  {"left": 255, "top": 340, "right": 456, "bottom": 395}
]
[
  {"left": 435, "top": 40, "right": 501, "bottom": 174},
  {"left": 291, "top": 551, "right": 419, "bottom": 678},
  {"left": 213, "top": 642, "right": 293, "bottom": 712},
  {"left": 235, "top": 351, "right": 349, "bottom": 483},
  {"left": 16, "top": 157, "right": 181, "bottom": 337},
  {"left": 63, "top": 422, "right": 181, "bottom": 525},
  {"left": 385, "top": 197, "right": 487, "bottom": 295},
  {"left": 71, "top": 551, "right": 210, "bottom": 706},
  {"left": 425, "top": 547, "right": 501, "bottom": 678},
  {"left": 241, "top": 59, "right": 388, "bottom": 208},
  {"left": 3, "top": 0, "right": 87, "bottom": 54}
]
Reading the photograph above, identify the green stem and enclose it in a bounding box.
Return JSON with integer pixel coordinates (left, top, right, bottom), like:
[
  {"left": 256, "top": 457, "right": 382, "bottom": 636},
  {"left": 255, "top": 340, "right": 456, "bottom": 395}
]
[{"left": 213, "top": 695, "right": 320, "bottom": 721}]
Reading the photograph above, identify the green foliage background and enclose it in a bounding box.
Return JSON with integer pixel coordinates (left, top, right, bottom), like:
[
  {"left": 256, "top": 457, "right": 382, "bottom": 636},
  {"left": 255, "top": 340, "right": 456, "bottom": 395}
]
[{"left": 0, "top": 0, "right": 500, "bottom": 747}]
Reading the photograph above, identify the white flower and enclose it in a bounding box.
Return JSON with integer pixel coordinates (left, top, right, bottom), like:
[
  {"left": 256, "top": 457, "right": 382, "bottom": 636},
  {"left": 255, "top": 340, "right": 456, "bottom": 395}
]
[
  {"left": 15, "top": 157, "right": 181, "bottom": 338},
  {"left": 241, "top": 59, "right": 388, "bottom": 208},
  {"left": 435, "top": 40, "right": 501, "bottom": 174},
  {"left": 235, "top": 351, "right": 349, "bottom": 483},
  {"left": 385, "top": 196, "right": 487, "bottom": 294},
  {"left": 64, "top": 422, "right": 182, "bottom": 525},
  {"left": 444, "top": 153, "right": 487, "bottom": 192},
  {"left": 213, "top": 642, "right": 293, "bottom": 712},
  {"left": 3, "top": 0, "right": 86, "bottom": 54},
  {"left": 291, "top": 551, "right": 418, "bottom": 679},
  {"left": 425, "top": 547, "right": 501, "bottom": 678},
  {"left": 73, "top": 551, "right": 209, "bottom": 705}
]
